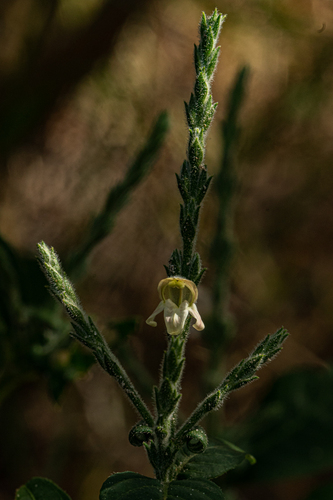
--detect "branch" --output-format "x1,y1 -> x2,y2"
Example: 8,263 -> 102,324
37,241 -> 154,427
175,328 -> 289,441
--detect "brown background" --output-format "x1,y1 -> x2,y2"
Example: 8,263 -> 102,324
0,0 -> 333,499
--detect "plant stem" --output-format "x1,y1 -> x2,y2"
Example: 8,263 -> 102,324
150,10 -> 226,482
175,328 -> 289,443
87,320 -> 155,427
37,241 -> 154,427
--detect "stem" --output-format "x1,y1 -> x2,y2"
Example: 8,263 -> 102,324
175,328 -> 289,443
151,324 -> 190,481
174,389 -> 224,444
37,241 -> 154,427
151,10 -> 226,481
91,326 -> 155,427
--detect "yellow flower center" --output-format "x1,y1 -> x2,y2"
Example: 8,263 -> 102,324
158,277 -> 197,307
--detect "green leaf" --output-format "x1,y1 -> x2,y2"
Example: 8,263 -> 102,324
305,483 -> 333,500
168,478 -> 224,499
178,440 -> 249,480
100,472 -> 224,500
47,344 -> 95,401
230,364 -> 333,482
100,472 -> 163,500
15,478 -> 71,500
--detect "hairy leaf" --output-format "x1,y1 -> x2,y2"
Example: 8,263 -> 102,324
168,478 -> 224,499
100,472 -> 225,500
100,472 -> 162,500
178,440 -> 251,480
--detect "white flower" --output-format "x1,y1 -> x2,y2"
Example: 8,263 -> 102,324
146,276 -> 204,336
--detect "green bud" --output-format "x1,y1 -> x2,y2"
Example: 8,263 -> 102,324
188,136 -> 204,166
129,422 -> 153,447
186,426 -> 208,454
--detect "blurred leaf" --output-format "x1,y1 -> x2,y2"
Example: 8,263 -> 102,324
17,256 -> 53,307
0,245 -> 52,309
66,111 -> 169,276
229,364 -> 333,483
205,67 -> 248,354
46,343 -> 95,401
15,478 -> 71,500
304,483 -> 333,500
108,317 -> 155,397
109,317 -> 139,345
178,440 -> 252,480
0,235 -> 22,329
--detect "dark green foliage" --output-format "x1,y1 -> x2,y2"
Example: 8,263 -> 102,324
227,364 -> 333,483
0,235 -> 84,404
15,478 -> 71,500
100,472 -> 163,500
0,235 -> 21,322
178,441 -> 251,480
305,484 -> 333,500
205,67 -> 249,361
167,478 -> 225,499
99,472 -> 225,500
202,67 -> 249,418
47,344 -> 94,401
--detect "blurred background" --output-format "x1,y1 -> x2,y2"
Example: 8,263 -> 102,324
0,0 -> 333,499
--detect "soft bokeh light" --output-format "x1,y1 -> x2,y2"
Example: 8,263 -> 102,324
1,1 -> 333,499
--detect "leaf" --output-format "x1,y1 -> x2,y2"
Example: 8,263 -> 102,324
15,478 -> 71,500
100,472 -> 163,500
229,364 -> 333,483
178,440 -> 249,480
100,472 -> 224,500
47,344 -> 95,401
305,483 -> 333,500
168,478 -> 224,499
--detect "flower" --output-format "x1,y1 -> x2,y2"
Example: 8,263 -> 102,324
146,276 -> 204,335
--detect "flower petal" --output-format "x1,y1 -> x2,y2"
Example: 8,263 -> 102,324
188,303 -> 205,331
146,301 -> 165,327
164,299 -> 189,335
158,276 -> 198,305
